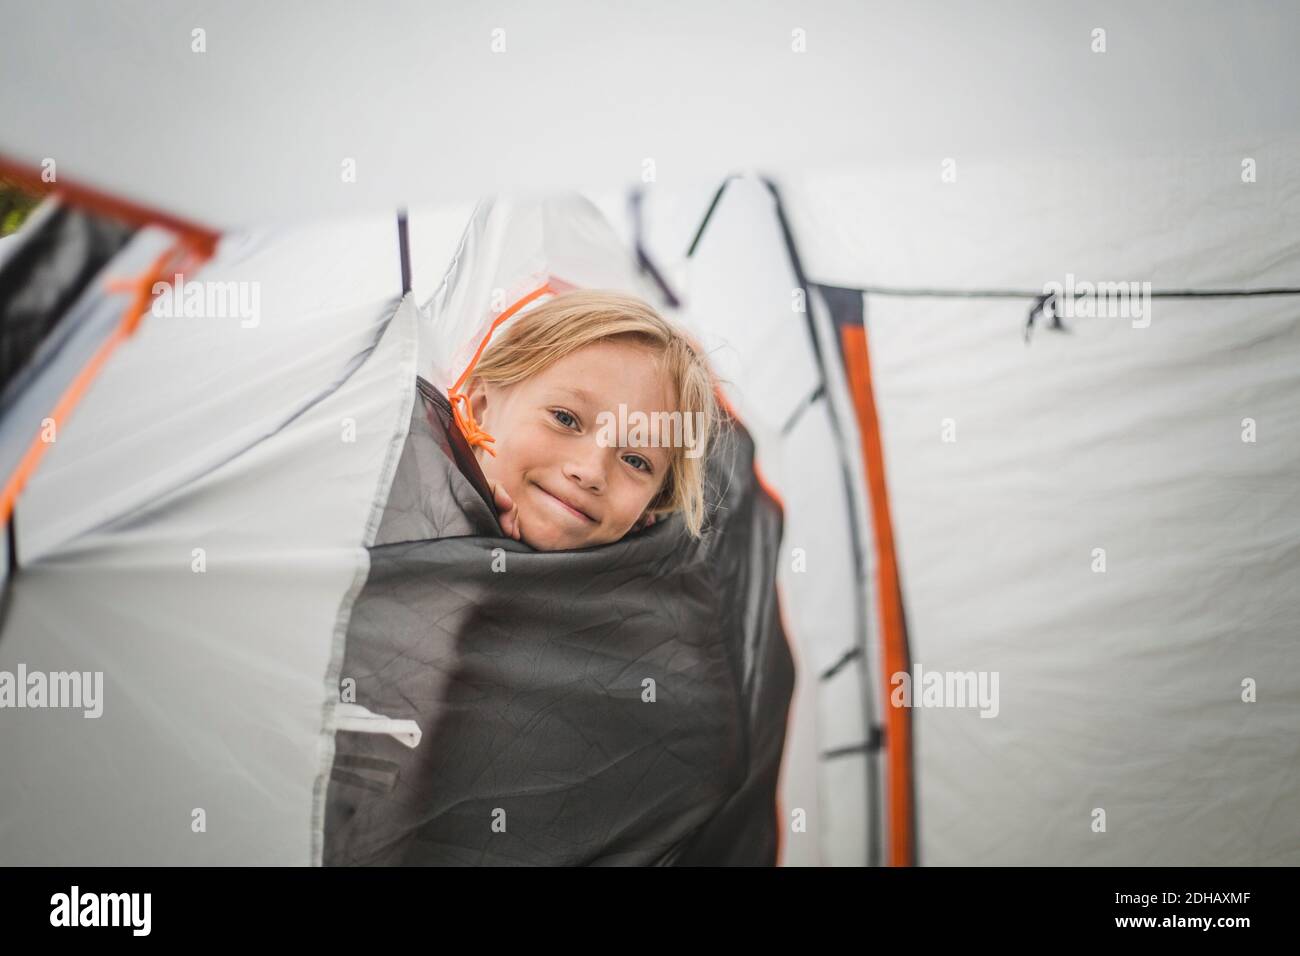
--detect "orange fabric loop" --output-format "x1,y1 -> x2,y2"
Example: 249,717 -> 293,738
449,391 -> 496,457
445,281 -> 562,457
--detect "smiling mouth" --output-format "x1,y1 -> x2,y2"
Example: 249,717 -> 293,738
533,482 -> 596,523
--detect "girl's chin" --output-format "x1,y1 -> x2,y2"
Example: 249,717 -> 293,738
517,514 -> 580,551
519,513 -> 619,552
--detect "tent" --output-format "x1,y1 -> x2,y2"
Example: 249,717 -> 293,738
1,1 -> 1298,866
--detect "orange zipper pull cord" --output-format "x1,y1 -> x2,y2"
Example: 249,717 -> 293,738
445,281 -> 562,458
448,391 -> 496,457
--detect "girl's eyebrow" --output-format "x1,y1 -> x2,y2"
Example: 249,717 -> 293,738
548,386 -> 596,405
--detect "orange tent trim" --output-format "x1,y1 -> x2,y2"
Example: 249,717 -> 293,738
839,323 -> 915,867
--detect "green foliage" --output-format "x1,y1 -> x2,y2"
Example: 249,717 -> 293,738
0,179 -> 42,236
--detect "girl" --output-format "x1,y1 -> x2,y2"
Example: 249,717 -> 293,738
456,289 -> 720,551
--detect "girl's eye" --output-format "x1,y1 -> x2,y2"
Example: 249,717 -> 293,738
624,454 -> 652,474
552,409 -> 579,429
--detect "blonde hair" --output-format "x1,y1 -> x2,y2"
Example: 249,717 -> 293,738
467,289 -> 719,538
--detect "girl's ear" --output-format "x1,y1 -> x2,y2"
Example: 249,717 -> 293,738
466,377 -> 489,426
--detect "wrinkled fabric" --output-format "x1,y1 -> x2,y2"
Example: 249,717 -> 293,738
325,377 -> 794,865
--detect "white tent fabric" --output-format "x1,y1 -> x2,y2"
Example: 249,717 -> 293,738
5,166 -> 1298,864
2,2 -> 1298,867
784,142 -> 1300,864
419,195 -> 665,393
0,217 -> 419,864
1,193 -> 859,865
618,142 -> 1300,864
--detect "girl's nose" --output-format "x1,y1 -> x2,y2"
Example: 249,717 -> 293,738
562,441 -> 609,492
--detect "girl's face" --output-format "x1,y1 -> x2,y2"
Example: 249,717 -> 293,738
468,340 -> 675,551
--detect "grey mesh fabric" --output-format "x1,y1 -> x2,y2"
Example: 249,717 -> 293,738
0,200 -> 134,399
325,378 -> 794,865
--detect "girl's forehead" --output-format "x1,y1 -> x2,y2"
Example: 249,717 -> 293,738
532,342 -> 676,409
